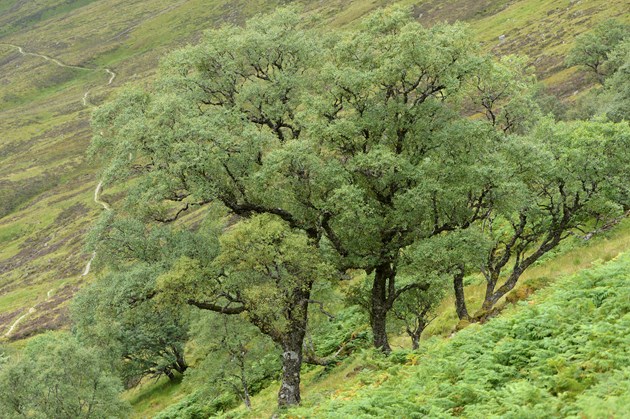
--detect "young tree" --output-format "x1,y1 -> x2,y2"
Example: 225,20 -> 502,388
73,264 -> 190,386
0,333 -> 129,419
186,314 -> 280,410
158,214 -> 333,407
566,19 -> 629,84
392,279 -> 446,350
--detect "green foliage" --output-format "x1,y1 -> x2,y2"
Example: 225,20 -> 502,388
154,391 -> 235,419
0,333 -> 130,418
470,118 -> 630,317
183,313 -> 280,410
467,54 -> 542,133
566,20 -> 630,121
73,212 -> 222,386
93,5 -> 526,353
599,40 -> 630,122
288,253 -> 630,418
309,305 -> 371,358
566,19 -> 629,83
72,263 -> 190,386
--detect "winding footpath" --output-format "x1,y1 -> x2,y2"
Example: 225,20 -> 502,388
1,43 -> 117,337
3,182 -> 111,338
3,307 -> 36,337
82,181 -> 112,277
0,42 -> 116,107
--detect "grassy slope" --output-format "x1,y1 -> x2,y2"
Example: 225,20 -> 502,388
128,219 -> 628,418
1,0 -> 628,343
282,252 -> 630,418
0,0 -> 628,415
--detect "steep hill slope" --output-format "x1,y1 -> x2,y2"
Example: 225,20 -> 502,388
280,251 -> 630,418
0,0 -> 627,345
118,217 -> 630,417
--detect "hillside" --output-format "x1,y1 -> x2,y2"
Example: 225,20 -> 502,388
0,0 -> 627,342
0,1 -> 629,418
124,219 -> 630,418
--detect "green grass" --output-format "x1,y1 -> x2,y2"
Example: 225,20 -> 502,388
213,250 -> 630,418
286,252 -> 630,418
0,0 -> 629,415
126,376 -> 186,418
125,216 -> 630,418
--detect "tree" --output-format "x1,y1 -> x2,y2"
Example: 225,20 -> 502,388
72,213 -> 217,386
599,40 -> 630,122
566,19 -> 629,84
0,333 -> 130,419
72,264 -> 190,386
307,10 -> 503,352
184,313 -> 280,410
467,54 -> 541,134
92,7 -> 505,354
392,279 -> 445,350
158,214 -> 333,407
458,119 -> 630,321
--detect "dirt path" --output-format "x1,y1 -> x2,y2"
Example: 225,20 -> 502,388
0,44 -> 117,336
81,181 -> 112,277
4,307 -> 36,337
3,181 -> 110,337
0,43 -> 117,106
93,181 -> 111,210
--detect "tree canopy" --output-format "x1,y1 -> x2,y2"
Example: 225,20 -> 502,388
86,5 -> 630,410
0,333 -> 129,419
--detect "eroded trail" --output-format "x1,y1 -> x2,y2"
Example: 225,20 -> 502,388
0,42 -> 118,336
3,182 -> 111,337
0,43 -> 117,106
81,181 -> 111,277
4,307 -> 36,337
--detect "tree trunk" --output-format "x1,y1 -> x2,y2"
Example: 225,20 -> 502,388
277,286 -> 311,407
453,268 -> 469,321
411,334 -> 420,350
477,269 -> 524,321
473,271 -> 499,321
174,354 -> 188,374
241,370 -> 251,409
277,326 -> 306,407
371,264 -> 392,353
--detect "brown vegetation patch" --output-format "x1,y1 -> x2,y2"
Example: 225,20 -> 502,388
8,282 -> 80,341
413,0 -> 514,26
53,202 -> 89,224
0,307 -> 24,333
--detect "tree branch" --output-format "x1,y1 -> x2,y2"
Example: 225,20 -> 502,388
187,299 -> 246,314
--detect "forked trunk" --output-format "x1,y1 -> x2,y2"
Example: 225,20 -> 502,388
477,268 -> 524,321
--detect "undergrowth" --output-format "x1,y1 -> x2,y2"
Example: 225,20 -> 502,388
282,253 -> 630,418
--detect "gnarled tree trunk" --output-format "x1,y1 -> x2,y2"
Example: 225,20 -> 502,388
277,286 -> 311,407
453,267 -> 469,321
371,263 -> 393,353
